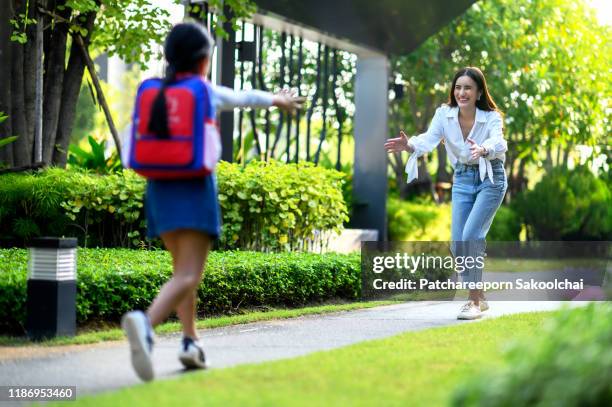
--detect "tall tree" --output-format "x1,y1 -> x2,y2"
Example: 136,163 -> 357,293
390,0 -> 610,199
0,0 -> 256,168
0,0 -> 15,166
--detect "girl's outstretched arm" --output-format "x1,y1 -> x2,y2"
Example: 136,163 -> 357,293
212,85 -> 305,113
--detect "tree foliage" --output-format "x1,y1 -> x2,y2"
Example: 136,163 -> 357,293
0,0 -> 257,168
390,0 -> 610,198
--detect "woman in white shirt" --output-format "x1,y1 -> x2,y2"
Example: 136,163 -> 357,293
384,67 -> 508,320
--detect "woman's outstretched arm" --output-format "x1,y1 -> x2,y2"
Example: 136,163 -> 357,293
385,106 -> 446,183
384,131 -> 414,153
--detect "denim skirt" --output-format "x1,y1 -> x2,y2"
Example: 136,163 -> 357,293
145,176 -> 221,239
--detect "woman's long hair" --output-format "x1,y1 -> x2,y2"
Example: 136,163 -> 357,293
148,23 -> 214,138
447,67 -> 502,114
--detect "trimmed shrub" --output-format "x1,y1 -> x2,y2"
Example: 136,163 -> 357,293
0,168 -> 146,248
387,198 -> 522,242
514,166 -> 611,240
488,205 -> 521,241
451,303 -> 612,406
387,197 -> 451,241
388,198 -> 520,242
216,160 -> 348,250
0,161 -> 349,250
0,248 -> 360,335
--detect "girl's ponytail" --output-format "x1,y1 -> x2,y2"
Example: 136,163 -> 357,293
149,65 -> 176,139
147,22 -> 213,139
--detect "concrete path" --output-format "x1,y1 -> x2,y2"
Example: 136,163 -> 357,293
0,301 -> 580,404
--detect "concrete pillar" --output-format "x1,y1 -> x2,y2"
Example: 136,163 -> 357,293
352,55 -> 389,240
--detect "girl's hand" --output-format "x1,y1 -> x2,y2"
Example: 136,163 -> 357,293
467,138 -> 487,160
384,131 -> 413,153
273,89 -> 306,114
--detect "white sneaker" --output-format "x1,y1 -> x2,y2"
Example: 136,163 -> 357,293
479,300 -> 490,312
121,311 -> 155,381
457,301 -> 483,320
178,337 -> 208,369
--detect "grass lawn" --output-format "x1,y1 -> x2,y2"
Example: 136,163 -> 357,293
0,301 -> 397,347
65,310 -> 556,407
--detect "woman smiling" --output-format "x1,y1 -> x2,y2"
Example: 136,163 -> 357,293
384,67 -> 508,320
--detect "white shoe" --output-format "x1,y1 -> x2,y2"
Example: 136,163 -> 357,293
479,300 -> 489,312
121,311 -> 155,381
178,337 -> 208,369
457,301 -> 483,320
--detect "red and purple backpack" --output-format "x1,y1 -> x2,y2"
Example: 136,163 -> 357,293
127,75 -> 221,179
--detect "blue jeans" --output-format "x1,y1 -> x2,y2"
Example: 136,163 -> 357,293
451,160 -> 508,283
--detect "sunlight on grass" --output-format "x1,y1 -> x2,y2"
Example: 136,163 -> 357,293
66,311 -> 555,407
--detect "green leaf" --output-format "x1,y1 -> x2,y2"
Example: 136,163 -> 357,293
10,33 -> 28,44
0,136 -> 18,149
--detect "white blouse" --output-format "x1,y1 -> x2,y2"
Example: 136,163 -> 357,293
405,104 -> 507,185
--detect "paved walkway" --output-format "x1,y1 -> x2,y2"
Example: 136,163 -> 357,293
0,301 -> 579,404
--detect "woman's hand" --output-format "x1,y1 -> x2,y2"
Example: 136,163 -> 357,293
384,131 -> 413,153
467,138 -> 487,160
272,89 -> 306,114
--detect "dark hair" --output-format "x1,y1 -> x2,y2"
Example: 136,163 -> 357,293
149,22 -> 214,138
448,67 -> 502,114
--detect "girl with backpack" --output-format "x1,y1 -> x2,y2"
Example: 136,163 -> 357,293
121,22 -> 303,382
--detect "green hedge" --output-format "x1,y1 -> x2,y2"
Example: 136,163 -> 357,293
0,168 -> 146,248
216,160 -> 348,250
487,205 -> 521,241
387,197 -> 451,241
452,303 -> 612,406
0,249 -> 360,335
514,166 -> 611,240
0,161 -> 348,250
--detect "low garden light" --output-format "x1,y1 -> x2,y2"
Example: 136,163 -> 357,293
26,237 -> 78,340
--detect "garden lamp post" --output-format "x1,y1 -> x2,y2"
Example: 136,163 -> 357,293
26,237 -> 77,340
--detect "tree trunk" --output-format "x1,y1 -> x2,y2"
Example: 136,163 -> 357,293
392,152 -> 415,201
0,0 -> 15,166
75,34 -> 122,160
421,155 -> 436,199
508,157 -> 523,198
10,39 -> 30,166
435,144 -> 451,180
41,2 -> 69,163
23,1 -> 37,156
516,158 -> 527,194
544,143 -> 553,171
505,147 -> 515,201
509,127 -> 528,199
434,143 -> 451,203
562,143 -> 571,168
52,12 -> 96,166
389,151 -> 408,199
